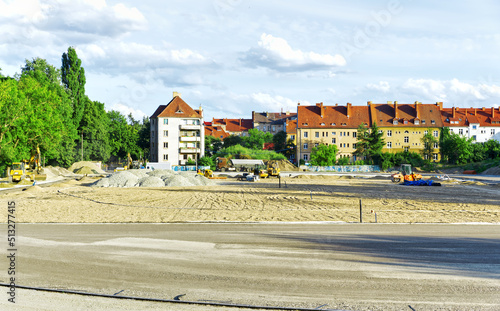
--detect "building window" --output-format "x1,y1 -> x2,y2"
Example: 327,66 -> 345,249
163,119 -> 168,125
291,135 -> 295,140
433,153 -> 438,161
332,138 -> 336,144
431,120 -> 436,124
315,132 -> 319,138
404,147 -> 409,152
491,129 -> 496,135
163,130 -> 168,137
303,154 -> 308,161
352,132 -> 357,138
272,126 -> 276,132
314,143 -> 319,148
303,143 -> 308,149
433,130 -> 439,137
163,142 -> 168,148
434,142 -> 438,149
304,132 -> 308,138
353,143 -> 356,149
404,136 -> 409,143
472,125 -> 477,130
387,141 -> 392,148
415,120 -> 420,125
332,131 -> 336,135
424,130 -> 428,135
459,129 -> 464,135
163,154 -> 168,160
387,130 -> 392,137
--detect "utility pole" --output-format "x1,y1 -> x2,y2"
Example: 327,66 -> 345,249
81,129 -> 84,161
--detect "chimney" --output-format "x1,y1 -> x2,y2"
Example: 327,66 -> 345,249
492,107 -> 496,118
239,118 -> 242,127
474,108 -> 477,116
415,101 -> 421,119
436,102 -> 443,109
394,101 -> 398,119
266,112 -> 269,118
252,111 -> 255,121
367,101 -> 372,106
199,105 -> 203,117
316,102 -> 325,117
482,107 -> 486,111
347,102 -> 352,118
286,110 -> 290,116
173,91 -> 181,98
452,106 -> 456,119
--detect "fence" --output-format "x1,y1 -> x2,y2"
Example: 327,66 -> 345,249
172,165 -> 210,172
303,165 -> 381,173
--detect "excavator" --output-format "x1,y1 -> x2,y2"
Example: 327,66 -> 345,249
266,160 -> 280,177
391,164 -> 422,183
7,147 -> 47,183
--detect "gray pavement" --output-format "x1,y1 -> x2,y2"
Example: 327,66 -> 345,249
1,223 -> 499,310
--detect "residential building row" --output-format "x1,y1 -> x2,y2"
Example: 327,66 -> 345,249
150,93 -> 500,166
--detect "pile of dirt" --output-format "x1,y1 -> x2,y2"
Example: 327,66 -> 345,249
92,169 -> 215,188
68,161 -> 106,175
277,159 -> 298,171
480,165 -> 500,175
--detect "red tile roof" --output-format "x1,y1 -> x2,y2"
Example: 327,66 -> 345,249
369,101 -> 443,127
441,107 -> 500,127
297,103 -> 369,129
205,125 -> 229,139
212,118 -> 253,133
150,96 -> 202,119
286,119 -> 297,134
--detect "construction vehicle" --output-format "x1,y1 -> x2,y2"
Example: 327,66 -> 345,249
198,169 -> 227,179
266,160 -> 280,177
114,153 -> 134,172
391,164 -> 422,183
7,147 -> 47,183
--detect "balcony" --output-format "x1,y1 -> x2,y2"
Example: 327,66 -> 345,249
179,136 -> 201,142
179,147 -> 201,154
180,124 -> 201,130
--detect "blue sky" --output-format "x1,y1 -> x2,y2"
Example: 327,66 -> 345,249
1,0 -> 500,121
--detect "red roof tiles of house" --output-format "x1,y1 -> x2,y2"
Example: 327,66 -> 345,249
286,119 -> 297,134
297,102 -> 369,129
253,111 -> 297,123
205,125 -> 229,139
441,107 -> 500,127
150,96 -> 202,119
212,118 -> 253,133
369,101 -> 443,127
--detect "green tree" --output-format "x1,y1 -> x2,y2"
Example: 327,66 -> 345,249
420,130 -> 438,161
484,139 -> 500,159
440,127 -> 473,164
205,135 -> 223,156
80,100 -> 111,162
272,131 -> 287,152
223,135 -> 243,148
107,110 -> 141,160
354,122 -> 385,163
21,57 -> 77,166
310,144 -> 338,166
61,47 -> 86,129
243,128 -> 272,149
137,116 -> 150,161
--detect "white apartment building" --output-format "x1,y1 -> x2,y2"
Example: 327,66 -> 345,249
441,107 -> 500,143
150,93 -> 205,166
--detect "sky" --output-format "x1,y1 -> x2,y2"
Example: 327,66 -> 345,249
1,0 -> 500,122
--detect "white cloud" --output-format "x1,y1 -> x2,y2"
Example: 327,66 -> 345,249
108,103 -> 147,120
242,33 -> 346,72
251,92 -> 297,111
401,78 -> 500,106
366,81 -> 390,92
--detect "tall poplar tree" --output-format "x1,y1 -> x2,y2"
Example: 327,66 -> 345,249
61,47 -> 86,130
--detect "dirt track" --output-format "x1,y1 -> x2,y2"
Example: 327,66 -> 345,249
1,175 -> 499,223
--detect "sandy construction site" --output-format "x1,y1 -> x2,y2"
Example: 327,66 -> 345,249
1,167 -> 499,224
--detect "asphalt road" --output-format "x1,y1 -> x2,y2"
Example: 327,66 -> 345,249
1,223 -> 499,310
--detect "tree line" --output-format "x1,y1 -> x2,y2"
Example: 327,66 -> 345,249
0,47 -> 149,174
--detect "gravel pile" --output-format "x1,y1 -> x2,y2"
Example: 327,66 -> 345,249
92,169 -> 215,188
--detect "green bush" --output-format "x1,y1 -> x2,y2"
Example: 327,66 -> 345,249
215,144 -> 286,161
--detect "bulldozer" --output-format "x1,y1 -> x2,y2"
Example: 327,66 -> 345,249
391,164 -> 422,183
266,160 -> 280,177
7,147 -> 47,183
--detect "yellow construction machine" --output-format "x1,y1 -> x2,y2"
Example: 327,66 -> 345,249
266,160 -> 280,177
8,147 -> 47,183
198,169 -> 227,179
391,164 -> 422,183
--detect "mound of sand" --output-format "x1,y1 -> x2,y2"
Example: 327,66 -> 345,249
92,169 -> 215,188
69,161 -> 106,174
24,185 -> 44,193
480,165 -> 500,175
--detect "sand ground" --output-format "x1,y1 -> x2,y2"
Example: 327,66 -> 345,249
1,174 -> 499,224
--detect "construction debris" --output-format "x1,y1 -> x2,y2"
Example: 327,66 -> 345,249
92,169 -> 216,188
